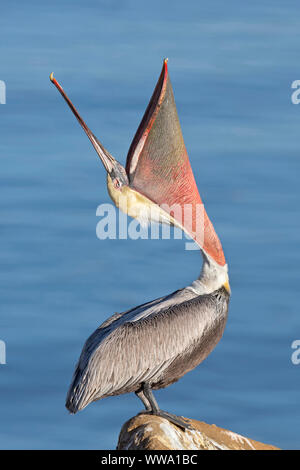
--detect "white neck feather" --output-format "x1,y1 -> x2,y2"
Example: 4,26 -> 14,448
187,251 -> 229,295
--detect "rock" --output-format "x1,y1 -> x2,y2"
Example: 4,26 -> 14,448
117,414 -> 279,450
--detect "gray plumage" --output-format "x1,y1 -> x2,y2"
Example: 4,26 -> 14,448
66,285 -> 229,414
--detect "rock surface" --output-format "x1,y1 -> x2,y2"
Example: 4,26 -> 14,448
117,414 -> 279,450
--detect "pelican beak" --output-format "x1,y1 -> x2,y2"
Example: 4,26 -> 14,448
50,73 -> 116,174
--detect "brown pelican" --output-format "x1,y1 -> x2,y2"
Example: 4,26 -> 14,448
50,60 -> 230,430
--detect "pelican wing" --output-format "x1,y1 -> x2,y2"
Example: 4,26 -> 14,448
66,288 -> 228,413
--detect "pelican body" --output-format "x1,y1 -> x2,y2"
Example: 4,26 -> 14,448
50,60 -> 230,429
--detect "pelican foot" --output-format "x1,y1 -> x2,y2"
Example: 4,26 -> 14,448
139,410 -> 193,431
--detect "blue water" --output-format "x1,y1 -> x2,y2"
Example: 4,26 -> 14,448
1,0 -> 300,450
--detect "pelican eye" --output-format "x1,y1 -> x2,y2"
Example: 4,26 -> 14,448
114,179 -> 120,189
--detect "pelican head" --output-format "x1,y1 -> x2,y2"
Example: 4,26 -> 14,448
50,61 -> 226,268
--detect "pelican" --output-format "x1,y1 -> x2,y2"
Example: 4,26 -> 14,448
50,60 -> 230,430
